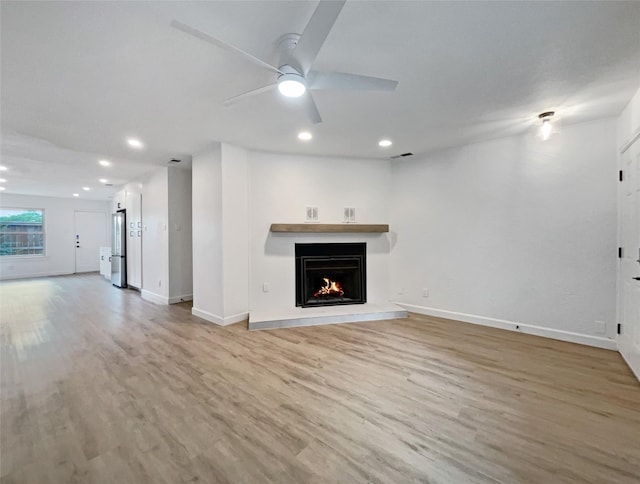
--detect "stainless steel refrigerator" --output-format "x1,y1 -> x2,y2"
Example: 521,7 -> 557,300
111,210 -> 127,288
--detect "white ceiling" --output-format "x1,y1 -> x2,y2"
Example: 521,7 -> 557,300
1,1 -> 639,200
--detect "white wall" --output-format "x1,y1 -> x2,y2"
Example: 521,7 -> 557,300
390,118 -> 618,349
192,143 -> 224,320
617,85 -> 640,151
168,166 -> 193,302
141,168 -> 169,301
221,144 -> 249,318
248,151 -> 392,312
0,194 -> 110,279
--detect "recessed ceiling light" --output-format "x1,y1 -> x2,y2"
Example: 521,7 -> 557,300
82,187 -> 90,191
0,178 -> 6,183
378,139 -> 393,147
73,193 -> 79,197
127,138 -> 144,149
0,187 -> 5,191
298,131 -> 312,141
0,166 -> 7,171
99,178 -> 108,183
99,159 -> 111,166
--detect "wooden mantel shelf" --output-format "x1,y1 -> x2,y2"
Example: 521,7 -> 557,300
270,223 -> 389,233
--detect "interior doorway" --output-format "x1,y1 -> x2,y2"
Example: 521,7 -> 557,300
619,136 -> 640,379
75,211 -> 107,273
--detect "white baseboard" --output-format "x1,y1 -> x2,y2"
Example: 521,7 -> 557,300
395,302 -> 618,351
192,307 -> 248,326
0,270 -> 74,280
141,289 -> 169,305
168,294 -> 193,304
619,341 -> 640,381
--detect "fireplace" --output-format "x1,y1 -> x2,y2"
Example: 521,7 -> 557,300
295,243 -> 366,308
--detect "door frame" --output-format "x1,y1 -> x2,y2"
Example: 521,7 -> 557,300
617,129 -> 640,380
74,210 -> 109,273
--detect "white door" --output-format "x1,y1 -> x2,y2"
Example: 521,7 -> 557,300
619,137 -> 640,380
75,211 -> 107,273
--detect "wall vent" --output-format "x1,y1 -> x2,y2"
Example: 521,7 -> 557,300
390,152 -> 414,159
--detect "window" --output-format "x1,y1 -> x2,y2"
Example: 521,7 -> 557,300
0,208 -> 45,256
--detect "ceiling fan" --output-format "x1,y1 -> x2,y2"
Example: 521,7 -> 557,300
171,0 -> 398,124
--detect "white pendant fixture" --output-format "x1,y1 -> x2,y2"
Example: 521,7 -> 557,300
539,111 -> 554,141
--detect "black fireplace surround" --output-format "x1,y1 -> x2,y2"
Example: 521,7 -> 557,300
295,243 -> 366,308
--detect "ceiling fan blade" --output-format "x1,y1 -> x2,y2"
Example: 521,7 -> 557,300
171,20 -> 283,76
302,93 -> 323,124
289,0 -> 346,75
308,71 -> 398,91
223,84 -> 278,106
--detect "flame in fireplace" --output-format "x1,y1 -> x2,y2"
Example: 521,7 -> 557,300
314,278 -> 344,297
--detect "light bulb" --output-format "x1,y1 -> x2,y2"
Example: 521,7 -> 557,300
298,131 -> 312,141
540,119 -> 552,140
278,79 -> 306,98
127,138 -> 144,149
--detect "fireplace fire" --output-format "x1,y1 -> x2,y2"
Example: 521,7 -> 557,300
295,243 -> 366,308
314,278 -> 344,298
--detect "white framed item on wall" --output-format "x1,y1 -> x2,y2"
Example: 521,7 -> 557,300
305,206 -> 319,223
343,207 -> 356,223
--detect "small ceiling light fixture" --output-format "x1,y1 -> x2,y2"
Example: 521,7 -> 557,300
99,178 -> 108,183
538,111 -> 555,141
126,138 -> 144,149
98,159 -> 111,166
0,178 -> 6,183
73,193 -> 79,197
298,131 -> 312,141
82,186 -> 90,191
278,67 -> 307,98
378,139 -> 393,147
0,187 -> 5,191
0,166 -> 7,171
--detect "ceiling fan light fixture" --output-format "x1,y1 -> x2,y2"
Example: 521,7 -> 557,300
278,73 -> 306,98
538,111 -> 555,141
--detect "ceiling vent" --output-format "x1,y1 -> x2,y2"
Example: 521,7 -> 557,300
390,152 -> 414,159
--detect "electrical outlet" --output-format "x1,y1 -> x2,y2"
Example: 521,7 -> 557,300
422,288 -> 429,298
263,283 -> 270,293
594,320 -> 606,335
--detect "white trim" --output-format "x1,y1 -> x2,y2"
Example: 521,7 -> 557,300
619,342 -> 640,382
168,294 -> 193,304
395,302 -> 618,351
141,289 -> 169,305
620,126 -> 640,154
192,307 -> 248,326
0,270 -> 73,280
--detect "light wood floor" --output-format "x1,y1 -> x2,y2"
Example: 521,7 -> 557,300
1,274 -> 639,483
